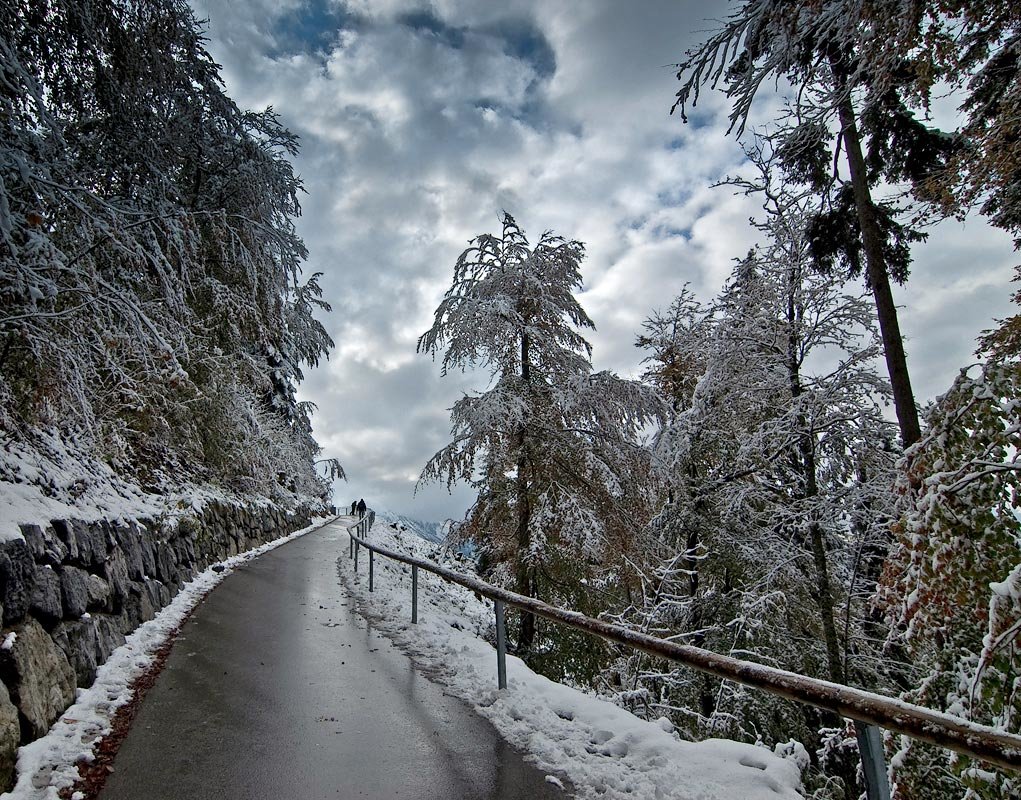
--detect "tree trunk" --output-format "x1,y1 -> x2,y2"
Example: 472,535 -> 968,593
683,528 -> 700,599
836,94 -> 922,448
807,515 -> 844,684
515,330 -> 536,654
786,270 -> 845,686
515,443 -> 535,653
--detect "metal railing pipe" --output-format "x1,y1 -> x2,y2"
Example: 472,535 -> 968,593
495,600 -> 507,690
342,521 -> 1021,772
411,565 -> 418,624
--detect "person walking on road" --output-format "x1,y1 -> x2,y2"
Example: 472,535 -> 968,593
356,498 -> 366,519
350,500 -> 357,515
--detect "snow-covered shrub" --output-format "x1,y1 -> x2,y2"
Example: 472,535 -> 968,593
879,361 -> 1021,799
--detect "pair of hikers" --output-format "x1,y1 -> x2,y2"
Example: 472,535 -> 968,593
349,499 -> 366,518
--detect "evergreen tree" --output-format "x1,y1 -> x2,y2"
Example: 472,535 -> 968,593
418,213 -> 663,671
879,360 -> 1021,799
636,286 -> 714,419
671,1 -> 959,449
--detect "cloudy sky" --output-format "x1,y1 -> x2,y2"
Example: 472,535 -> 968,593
190,0 -> 1018,523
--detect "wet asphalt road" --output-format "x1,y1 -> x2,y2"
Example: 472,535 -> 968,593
99,518 -> 567,800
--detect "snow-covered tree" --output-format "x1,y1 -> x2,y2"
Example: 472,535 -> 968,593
878,360 -> 1021,800
671,1 -> 962,449
671,6 -> 1021,795
751,1 -> 1020,255
635,287 -> 715,419
0,0 -> 337,504
418,213 -> 664,670
614,154 -> 897,797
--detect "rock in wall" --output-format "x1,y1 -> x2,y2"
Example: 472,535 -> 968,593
0,501 -> 312,790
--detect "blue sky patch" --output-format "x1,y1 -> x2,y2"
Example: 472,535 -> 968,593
482,18 -> 556,80
395,9 -> 555,82
269,0 -> 358,59
396,9 -> 465,48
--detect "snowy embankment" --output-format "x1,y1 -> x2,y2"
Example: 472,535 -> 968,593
0,517 -> 332,800
341,517 -> 804,800
0,430 -> 319,542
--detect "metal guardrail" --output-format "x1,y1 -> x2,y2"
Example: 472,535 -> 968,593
342,515 -> 1021,787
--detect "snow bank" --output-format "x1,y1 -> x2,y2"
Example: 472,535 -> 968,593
372,508 -> 449,544
340,520 -> 804,800
0,430 -> 321,541
0,517 -> 332,800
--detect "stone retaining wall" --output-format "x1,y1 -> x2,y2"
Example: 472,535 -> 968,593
0,502 -> 312,789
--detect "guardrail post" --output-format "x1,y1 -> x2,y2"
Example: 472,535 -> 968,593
369,549 -> 374,592
354,539 -> 359,572
495,600 -> 507,690
411,565 -> 418,624
855,722 -> 891,800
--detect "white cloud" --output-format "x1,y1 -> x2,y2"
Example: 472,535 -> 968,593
191,0 -> 1019,521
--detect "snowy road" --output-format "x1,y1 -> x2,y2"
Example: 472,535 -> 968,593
98,517 -> 566,799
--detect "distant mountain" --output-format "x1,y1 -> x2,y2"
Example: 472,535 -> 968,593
374,509 -> 447,545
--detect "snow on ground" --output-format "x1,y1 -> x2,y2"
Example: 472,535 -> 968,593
0,516 -> 334,800
372,508 -> 450,544
339,517 -> 804,800
0,429 -> 319,541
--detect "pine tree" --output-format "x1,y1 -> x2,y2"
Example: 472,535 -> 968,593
671,1 -> 960,449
